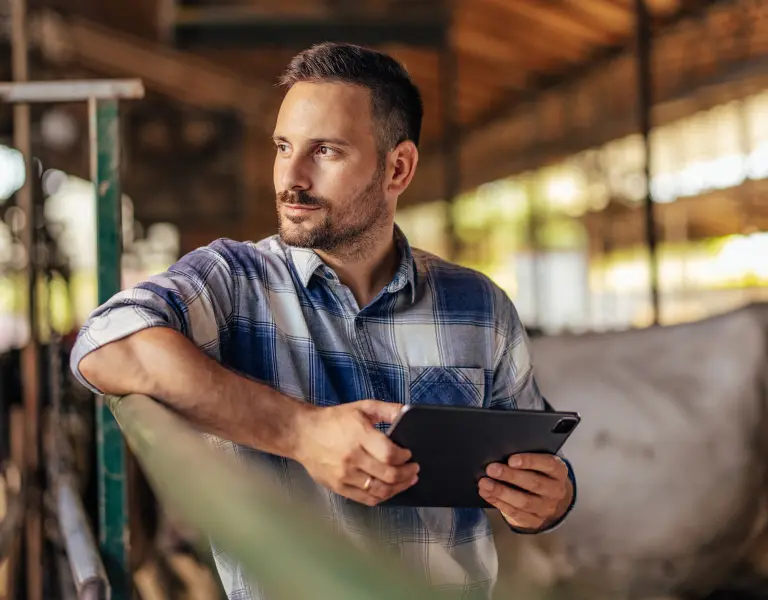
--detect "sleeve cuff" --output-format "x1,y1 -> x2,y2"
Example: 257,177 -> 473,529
69,310 -> 174,395
505,457 -> 577,535
70,335 -> 106,395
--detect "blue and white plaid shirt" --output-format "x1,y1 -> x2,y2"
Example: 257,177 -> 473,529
71,226 -> 575,600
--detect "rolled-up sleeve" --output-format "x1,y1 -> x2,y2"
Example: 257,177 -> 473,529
490,294 -> 577,534
70,239 -> 238,394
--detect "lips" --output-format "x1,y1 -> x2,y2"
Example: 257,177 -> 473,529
282,204 -> 320,211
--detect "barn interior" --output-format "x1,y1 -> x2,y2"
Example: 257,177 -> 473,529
1,0 -> 768,598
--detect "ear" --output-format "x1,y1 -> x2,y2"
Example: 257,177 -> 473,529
386,141 -> 419,196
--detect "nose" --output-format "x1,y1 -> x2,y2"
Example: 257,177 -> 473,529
279,155 -> 311,192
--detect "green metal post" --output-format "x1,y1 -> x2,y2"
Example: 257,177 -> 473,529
90,97 -> 130,597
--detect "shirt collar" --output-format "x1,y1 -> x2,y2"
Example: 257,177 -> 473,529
284,224 -> 417,304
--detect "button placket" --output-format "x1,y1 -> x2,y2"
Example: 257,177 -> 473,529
353,316 -> 388,401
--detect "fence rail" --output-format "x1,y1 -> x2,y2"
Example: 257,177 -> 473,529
106,394 -> 459,600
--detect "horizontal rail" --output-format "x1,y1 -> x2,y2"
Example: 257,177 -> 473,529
0,79 -> 144,103
107,394 -> 449,600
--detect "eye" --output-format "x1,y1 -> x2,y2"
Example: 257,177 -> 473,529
316,146 -> 337,156
276,143 -> 289,153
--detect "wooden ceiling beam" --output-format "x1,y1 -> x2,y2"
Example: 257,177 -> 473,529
462,1 -> 586,65
451,30 -> 530,86
454,55 -> 528,103
613,0 -> 685,19
405,0 -> 768,207
172,6 -> 448,48
30,11 -> 273,118
453,0 -> 733,156
567,0 -> 635,33
485,0 -> 620,47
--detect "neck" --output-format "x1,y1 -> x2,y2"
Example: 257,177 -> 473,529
316,225 -> 400,309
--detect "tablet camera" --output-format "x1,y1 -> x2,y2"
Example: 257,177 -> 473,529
552,418 -> 578,434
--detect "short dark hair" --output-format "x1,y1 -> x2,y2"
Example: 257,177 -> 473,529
278,42 -> 423,152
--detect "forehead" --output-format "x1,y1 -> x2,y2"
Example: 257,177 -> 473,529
274,82 -> 376,144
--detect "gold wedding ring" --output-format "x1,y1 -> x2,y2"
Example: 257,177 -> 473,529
363,476 -> 373,491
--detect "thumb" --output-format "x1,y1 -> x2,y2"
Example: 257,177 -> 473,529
357,400 -> 403,424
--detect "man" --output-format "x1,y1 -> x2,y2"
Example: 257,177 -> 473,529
71,43 -> 576,599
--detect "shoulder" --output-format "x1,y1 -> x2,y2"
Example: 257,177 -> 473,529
412,248 -> 516,326
176,236 -> 292,282
413,247 -> 494,289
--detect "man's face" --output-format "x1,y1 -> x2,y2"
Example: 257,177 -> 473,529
272,82 -> 390,252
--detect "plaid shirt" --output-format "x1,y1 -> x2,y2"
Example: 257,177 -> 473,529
71,227 -> 575,600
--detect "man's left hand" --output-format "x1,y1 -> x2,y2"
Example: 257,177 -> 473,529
478,453 -> 573,532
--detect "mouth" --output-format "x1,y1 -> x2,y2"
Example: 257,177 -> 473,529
281,204 -> 322,213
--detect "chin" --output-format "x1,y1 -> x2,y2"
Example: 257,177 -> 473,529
278,220 -> 316,247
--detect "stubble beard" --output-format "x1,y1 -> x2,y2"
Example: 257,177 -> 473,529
276,166 -> 389,260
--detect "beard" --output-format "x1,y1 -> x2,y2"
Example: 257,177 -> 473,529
276,165 -> 388,257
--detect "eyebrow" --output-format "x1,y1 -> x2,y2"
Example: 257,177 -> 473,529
271,135 -> 352,147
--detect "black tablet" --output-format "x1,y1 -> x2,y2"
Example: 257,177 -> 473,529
382,405 -> 580,508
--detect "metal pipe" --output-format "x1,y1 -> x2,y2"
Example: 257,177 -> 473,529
0,79 -> 145,103
55,546 -> 79,600
634,0 -> 660,326
90,97 -> 130,600
55,476 -> 110,600
47,410 -> 110,600
107,394 -> 443,600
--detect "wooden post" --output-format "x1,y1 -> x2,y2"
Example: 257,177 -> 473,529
440,40 -> 460,262
11,1 -> 43,598
634,0 -> 661,326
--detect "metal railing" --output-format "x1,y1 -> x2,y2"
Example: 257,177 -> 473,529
46,415 -> 109,600
106,393 -> 464,600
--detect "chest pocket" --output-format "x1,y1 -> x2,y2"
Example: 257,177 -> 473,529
408,366 -> 486,408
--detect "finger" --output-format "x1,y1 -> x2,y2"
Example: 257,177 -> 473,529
338,484 -> 381,507
478,478 -> 557,519
361,429 -> 411,466
507,453 -> 568,478
340,472 -> 418,506
367,472 -> 419,501
485,463 -> 564,499
485,496 -> 545,531
357,400 -> 404,424
357,452 -> 420,485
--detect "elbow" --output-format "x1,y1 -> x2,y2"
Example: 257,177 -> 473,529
77,347 -> 118,395
76,337 -> 144,397
77,350 -> 105,392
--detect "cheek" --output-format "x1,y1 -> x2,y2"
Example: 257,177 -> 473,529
315,171 -> 354,200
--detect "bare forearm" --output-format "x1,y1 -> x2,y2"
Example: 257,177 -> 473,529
77,327 -> 312,458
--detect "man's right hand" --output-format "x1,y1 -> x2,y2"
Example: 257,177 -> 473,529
294,400 -> 419,506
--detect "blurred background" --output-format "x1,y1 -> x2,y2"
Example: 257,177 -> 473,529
0,0 -> 767,338
1,0 -> 768,599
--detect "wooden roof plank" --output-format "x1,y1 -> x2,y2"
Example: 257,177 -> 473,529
569,0 -> 635,32
558,0 -> 632,38
458,0 -> 587,65
491,0 -> 621,46
31,11 -> 272,117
